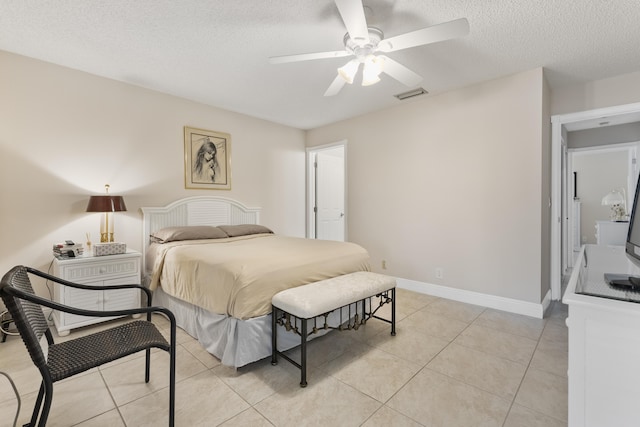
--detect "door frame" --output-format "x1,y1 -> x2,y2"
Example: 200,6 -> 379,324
306,140 -> 347,239
551,101 -> 640,300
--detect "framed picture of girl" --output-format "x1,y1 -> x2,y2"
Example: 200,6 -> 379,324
184,126 -> 231,190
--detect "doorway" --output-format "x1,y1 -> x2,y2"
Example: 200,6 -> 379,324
551,101 -> 640,300
306,142 -> 347,241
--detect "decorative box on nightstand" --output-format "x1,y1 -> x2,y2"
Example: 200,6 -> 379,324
51,249 -> 142,336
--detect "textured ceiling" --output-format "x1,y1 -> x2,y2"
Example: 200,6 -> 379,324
1,0 -> 640,129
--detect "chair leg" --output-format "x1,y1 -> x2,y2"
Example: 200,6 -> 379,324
145,348 -> 151,383
169,340 -> 176,426
36,380 -> 53,427
29,382 -> 45,427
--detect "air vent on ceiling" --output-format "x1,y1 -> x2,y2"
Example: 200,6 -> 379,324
394,88 -> 428,101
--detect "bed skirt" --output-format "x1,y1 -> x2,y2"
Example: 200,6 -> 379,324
153,286 -> 334,367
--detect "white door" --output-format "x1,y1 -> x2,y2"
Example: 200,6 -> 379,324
315,147 -> 345,241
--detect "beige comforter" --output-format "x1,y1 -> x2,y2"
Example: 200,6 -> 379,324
149,234 -> 370,319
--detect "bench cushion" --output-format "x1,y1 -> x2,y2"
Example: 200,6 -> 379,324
272,271 -> 396,319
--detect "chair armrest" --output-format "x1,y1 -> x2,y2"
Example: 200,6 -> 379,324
27,266 -> 152,307
4,285 -> 169,320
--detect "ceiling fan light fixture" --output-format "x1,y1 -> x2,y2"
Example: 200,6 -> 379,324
362,73 -> 380,86
338,59 -> 360,84
362,55 -> 383,86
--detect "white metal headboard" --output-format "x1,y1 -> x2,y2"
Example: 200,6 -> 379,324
140,196 -> 261,273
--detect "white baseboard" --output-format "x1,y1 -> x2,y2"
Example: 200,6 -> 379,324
541,288 -> 552,316
397,277 -> 546,319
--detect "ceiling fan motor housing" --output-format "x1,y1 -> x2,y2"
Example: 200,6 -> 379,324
344,27 -> 384,60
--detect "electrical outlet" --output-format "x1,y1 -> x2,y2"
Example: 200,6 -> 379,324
382,260 -> 387,270
435,267 -> 443,279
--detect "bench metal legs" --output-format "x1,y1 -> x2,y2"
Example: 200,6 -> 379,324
271,306 -> 308,387
391,288 -> 396,336
300,319 -> 308,387
271,306 -> 277,366
272,289 -> 396,387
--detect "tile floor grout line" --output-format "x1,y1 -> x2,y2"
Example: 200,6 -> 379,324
449,332 -> 538,366
367,316 -> 478,422
499,316 -> 550,427
97,367 -> 127,427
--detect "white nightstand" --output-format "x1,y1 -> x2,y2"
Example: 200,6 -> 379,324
51,249 -> 142,336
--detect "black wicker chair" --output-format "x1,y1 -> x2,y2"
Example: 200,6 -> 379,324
0,265 -> 176,427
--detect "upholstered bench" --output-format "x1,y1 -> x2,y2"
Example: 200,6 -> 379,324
271,271 -> 396,387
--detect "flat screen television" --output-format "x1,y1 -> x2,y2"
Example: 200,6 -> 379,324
626,175 -> 640,269
606,174 -> 640,289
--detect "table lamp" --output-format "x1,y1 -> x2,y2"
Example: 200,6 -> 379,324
86,184 -> 127,242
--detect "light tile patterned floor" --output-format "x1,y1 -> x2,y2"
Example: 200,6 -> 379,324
0,289 -> 568,426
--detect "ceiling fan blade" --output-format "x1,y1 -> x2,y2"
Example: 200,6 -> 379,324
324,74 -> 347,96
378,18 -> 469,53
269,50 -> 351,64
379,56 -> 423,87
335,0 -> 370,44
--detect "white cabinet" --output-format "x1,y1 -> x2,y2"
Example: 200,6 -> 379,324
52,250 -> 141,336
563,244 -> 640,426
595,220 -> 629,245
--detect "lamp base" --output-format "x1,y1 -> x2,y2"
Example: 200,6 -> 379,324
99,233 -> 115,243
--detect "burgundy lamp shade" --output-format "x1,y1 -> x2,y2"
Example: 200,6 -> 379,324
86,196 -> 127,212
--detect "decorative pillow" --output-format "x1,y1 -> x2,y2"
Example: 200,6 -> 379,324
150,226 -> 229,243
218,224 -> 273,237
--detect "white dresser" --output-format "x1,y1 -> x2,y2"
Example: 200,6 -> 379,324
52,250 -> 141,336
563,244 -> 640,426
595,220 -> 629,245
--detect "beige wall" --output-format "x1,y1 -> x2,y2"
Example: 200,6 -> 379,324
307,68 -> 547,303
0,51 -> 306,293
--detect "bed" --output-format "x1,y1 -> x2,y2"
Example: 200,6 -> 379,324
141,196 -> 370,367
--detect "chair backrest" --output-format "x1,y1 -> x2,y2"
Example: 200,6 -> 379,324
0,266 -> 50,369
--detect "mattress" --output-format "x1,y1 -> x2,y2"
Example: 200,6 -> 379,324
148,234 -> 370,319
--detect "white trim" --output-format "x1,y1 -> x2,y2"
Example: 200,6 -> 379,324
552,102 -> 640,126
397,278 -> 547,319
541,288 -> 552,315
551,119 -> 563,300
569,140 -> 640,154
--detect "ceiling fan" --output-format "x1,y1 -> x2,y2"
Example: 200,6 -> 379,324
269,0 -> 469,96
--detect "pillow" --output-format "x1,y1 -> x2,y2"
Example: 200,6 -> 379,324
218,224 -> 273,237
150,226 -> 229,243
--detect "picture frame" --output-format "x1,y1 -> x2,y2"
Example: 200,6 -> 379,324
184,126 -> 231,190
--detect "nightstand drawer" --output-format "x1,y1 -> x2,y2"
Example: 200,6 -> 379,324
62,258 -> 140,282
